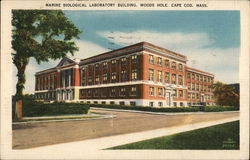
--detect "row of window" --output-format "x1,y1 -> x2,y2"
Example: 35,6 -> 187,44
187,83 -> 213,92
81,69 -> 139,86
149,87 -> 185,98
149,69 -> 184,85
86,55 -> 138,72
187,72 -> 213,82
187,92 -> 214,100
80,86 -> 138,98
149,54 -> 184,71
36,74 -> 57,91
35,91 -> 56,100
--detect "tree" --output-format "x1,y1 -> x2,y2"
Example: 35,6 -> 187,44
213,81 -> 239,106
12,10 -> 81,98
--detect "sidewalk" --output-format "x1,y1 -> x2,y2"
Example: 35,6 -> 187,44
22,116 -> 239,152
13,113 -> 116,124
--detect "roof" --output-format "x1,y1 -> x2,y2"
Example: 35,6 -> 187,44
186,67 -> 214,77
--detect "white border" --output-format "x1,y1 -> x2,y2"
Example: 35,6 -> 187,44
1,0 -> 249,159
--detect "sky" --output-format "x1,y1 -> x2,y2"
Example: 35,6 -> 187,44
12,10 -> 240,95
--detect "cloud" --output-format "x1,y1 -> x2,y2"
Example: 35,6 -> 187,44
98,30 -> 239,84
12,40 -> 108,94
97,31 -> 215,51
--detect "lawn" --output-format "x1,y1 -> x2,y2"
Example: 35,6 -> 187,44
109,121 -> 239,150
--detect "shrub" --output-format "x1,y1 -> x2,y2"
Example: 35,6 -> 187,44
90,104 -> 200,112
90,104 -> 239,113
204,106 -> 239,112
12,95 -> 90,119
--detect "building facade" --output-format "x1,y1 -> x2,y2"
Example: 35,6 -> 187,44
35,42 -> 215,107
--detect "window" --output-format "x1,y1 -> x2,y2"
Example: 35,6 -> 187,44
101,101 -> 106,104
121,70 -> 127,81
88,76 -> 93,85
165,59 -> 170,68
111,72 -> 117,82
158,88 -> 164,97
158,57 -> 162,66
103,73 -> 108,84
172,74 -> 176,85
130,101 -> 136,106
132,69 -> 137,80
95,64 -> 99,70
150,87 -> 155,96
200,76 -> 203,81
87,90 -> 91,97
112,60 -> 117,65
111,88 -> 116,97
196,75 -> 199,81
196,93 -> 200,100
132,55 -> 137,63
192,93 -> 195,99
102,88 -> 108,97
94,89 -> 99,97
179,64 -> 183,71
187,73 -> 191,79
178,75 -> 183,85
180,102 -> 184,107
119,101 -> 125,105
121,57 -> 127,63
192,74 -> 195,80
172,62 -> 176,70
110,101 -> 115,105
158,71 -> 162,82
192,83 -> 195,90
94,101 -> 98,104
149,69 -> 154,81
173,102 -> 177,107
103,62 -> 108,69
149,102 -> 154,107
95,75 -> 100,84
188,82 -> 191,90
120,87 -> 126,96
165,72 -> 170,83
158,102 -> 163,107
149,55 -> 154,64
179,90 -> 184,98
131,87 -> 137,96
173,89 -> 177,97
188,93 -> 191,99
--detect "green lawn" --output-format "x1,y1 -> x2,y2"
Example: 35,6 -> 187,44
109,121 -> 239,150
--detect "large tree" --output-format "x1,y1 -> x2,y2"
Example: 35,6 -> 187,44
12,10 -> 81,98
213,81 -> 239,106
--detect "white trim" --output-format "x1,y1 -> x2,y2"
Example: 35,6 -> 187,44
76,80 -> 187,89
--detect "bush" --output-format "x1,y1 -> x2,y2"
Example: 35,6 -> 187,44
90,104 -> 200,112
204,106 -> 239,112
12,95 -> 90,119
90,104 -> 239,113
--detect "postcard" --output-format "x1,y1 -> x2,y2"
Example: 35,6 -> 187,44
1,0 -> 249,159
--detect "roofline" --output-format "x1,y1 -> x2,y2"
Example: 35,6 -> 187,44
186,67 -> 214,77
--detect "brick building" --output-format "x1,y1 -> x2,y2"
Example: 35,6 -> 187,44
35,42 -> 215,107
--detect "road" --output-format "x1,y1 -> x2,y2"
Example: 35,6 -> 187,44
12,109 -> 239,149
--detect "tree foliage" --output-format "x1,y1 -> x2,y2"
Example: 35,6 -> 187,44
12,10 -> 81,98
213,81 -> 239,106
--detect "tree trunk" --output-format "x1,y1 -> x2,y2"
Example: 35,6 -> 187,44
14,63 -> 27,121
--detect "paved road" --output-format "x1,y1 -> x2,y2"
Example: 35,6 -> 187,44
12,109 -> 239,149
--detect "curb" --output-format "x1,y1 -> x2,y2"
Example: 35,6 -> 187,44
12,114 -> 116,125
91,107 -> 240,115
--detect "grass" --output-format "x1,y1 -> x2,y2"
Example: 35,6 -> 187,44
109,121 -> 239,150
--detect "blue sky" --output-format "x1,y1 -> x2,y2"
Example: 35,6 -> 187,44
12,10 -> 240,94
